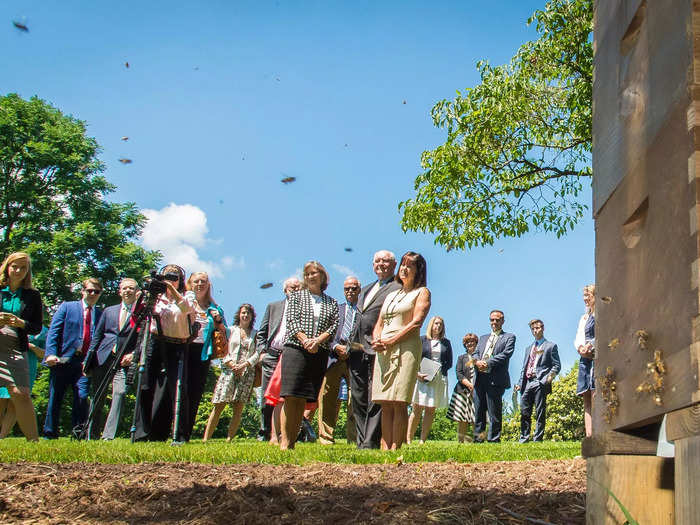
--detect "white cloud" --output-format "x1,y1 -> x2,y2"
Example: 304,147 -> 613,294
266,259 -> 284,271
222,256 -> 245,270
331,264 -> 357,279
140,203 -> 242,278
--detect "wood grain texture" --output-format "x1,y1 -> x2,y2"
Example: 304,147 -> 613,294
675,434 -> 700,525
582,430 -> 657,458
666,403 -> 700,441
586,455 -> 674,525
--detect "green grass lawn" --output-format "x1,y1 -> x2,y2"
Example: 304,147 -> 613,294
0,438 -> 581,465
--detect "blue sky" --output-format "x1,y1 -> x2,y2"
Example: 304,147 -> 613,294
3,0 -> 594,397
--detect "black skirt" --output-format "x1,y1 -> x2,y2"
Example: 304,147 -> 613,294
280,343 -> 329,402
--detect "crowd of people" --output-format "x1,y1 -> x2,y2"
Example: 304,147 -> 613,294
0,249 -> 596,448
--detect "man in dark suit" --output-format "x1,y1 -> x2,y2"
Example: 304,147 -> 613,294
473,309 -> 516,443
514,319 -> 561,442
43,278 -> 104,438
254,277 -> 302,441
317,276 -> 361,445
350,250 -> 401,449
82,278 -> 140,440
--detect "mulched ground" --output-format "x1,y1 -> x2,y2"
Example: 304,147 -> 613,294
0,459 -> 585,524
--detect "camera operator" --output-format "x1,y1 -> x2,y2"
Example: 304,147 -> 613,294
132,264 -> 195,445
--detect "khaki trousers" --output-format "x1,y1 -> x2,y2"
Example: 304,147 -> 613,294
317,359 -> 356,444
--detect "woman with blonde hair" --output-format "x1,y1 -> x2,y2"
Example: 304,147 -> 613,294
574,284 -> 595,437
0,252 -> 44,441
185,272 -> 226,440
203,303 -> 257,441
407,315 -> 452,444
279,261 -> 338,450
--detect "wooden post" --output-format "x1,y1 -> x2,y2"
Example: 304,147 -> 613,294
592,0 -> 700,522
586,455 -> 674,525
674,435 -> 700,525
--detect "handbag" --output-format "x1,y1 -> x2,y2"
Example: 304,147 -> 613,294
253,362 -> 262,388
264,356 -> 283,406
212,326 -> 228,359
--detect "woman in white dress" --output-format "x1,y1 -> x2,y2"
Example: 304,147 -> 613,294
203,304 -> 258,442
407,316 -> 453,444
371,251 -> 431,451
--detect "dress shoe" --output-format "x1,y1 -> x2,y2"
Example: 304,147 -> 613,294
301,417 -> 317,443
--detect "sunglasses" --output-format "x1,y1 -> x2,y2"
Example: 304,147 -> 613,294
84,289 -> 102,295
344,286 -> 360,291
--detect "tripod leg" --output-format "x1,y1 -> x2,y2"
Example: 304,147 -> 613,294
172,345 -> 186,443
130,327 -> 152,443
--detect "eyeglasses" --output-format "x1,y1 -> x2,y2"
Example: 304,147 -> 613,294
84,289 -> 102,295
344,286 -> 359,291
489,318 -> 503,322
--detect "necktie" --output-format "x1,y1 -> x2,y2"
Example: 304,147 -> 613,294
341,306 -> 356,341
81,306 -> 92,354
483,332 -> 498,361
526,342 -> 538,378
119,304 -> 130,330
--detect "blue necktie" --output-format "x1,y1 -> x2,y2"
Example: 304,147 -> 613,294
341,306 -> 356,341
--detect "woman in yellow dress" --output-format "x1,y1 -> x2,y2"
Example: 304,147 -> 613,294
371,251 -> 431,450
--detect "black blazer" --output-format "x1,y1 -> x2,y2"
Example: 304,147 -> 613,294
420,335 -> 453,376
454,353 -> 475,394
5,287 -> 43,353
255,299 -> 285,356
357,277 -> 401,355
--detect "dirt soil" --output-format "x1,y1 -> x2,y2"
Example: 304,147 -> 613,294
0,459 -> 586,524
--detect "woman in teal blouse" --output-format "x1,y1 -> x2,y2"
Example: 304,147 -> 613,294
0,252 -> 43,441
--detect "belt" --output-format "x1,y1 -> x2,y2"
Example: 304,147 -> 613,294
266,347 -> 282,358
154,335 -> 189,344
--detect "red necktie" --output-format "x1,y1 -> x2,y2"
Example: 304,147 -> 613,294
526,342 -> 538,378
81,306 -> 92,354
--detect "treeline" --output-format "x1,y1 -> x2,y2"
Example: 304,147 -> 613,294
22,363 -> 583,441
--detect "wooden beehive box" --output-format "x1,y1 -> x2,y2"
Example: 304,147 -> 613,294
593,0 -> 700,433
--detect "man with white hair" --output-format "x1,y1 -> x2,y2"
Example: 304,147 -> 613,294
350,250 -> 401,449
255,277 -> 302,441
83,277 -> 140,440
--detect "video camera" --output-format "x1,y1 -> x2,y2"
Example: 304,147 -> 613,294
143,270 -> 179,297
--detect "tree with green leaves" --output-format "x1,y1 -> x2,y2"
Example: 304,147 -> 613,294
400,0 -> 593,249
0,93 -> 159,308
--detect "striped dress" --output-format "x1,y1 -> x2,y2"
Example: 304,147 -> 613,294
446,353 -> 475,423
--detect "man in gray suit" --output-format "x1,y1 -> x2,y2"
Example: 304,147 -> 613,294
255,277 -> 302,441
514,319 -> 561,442
83,278 -> 139,440
350,250 -> 401,449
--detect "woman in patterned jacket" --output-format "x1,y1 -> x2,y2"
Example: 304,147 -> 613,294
279,261 -> 338,450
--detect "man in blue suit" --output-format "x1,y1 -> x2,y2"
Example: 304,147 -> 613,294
473,309 -> 516,443
83,278 -> 139,440
42,278 -> 103,438
514,319 -> 561,442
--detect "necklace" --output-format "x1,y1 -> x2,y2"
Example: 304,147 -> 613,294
382,289 -> 407,326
